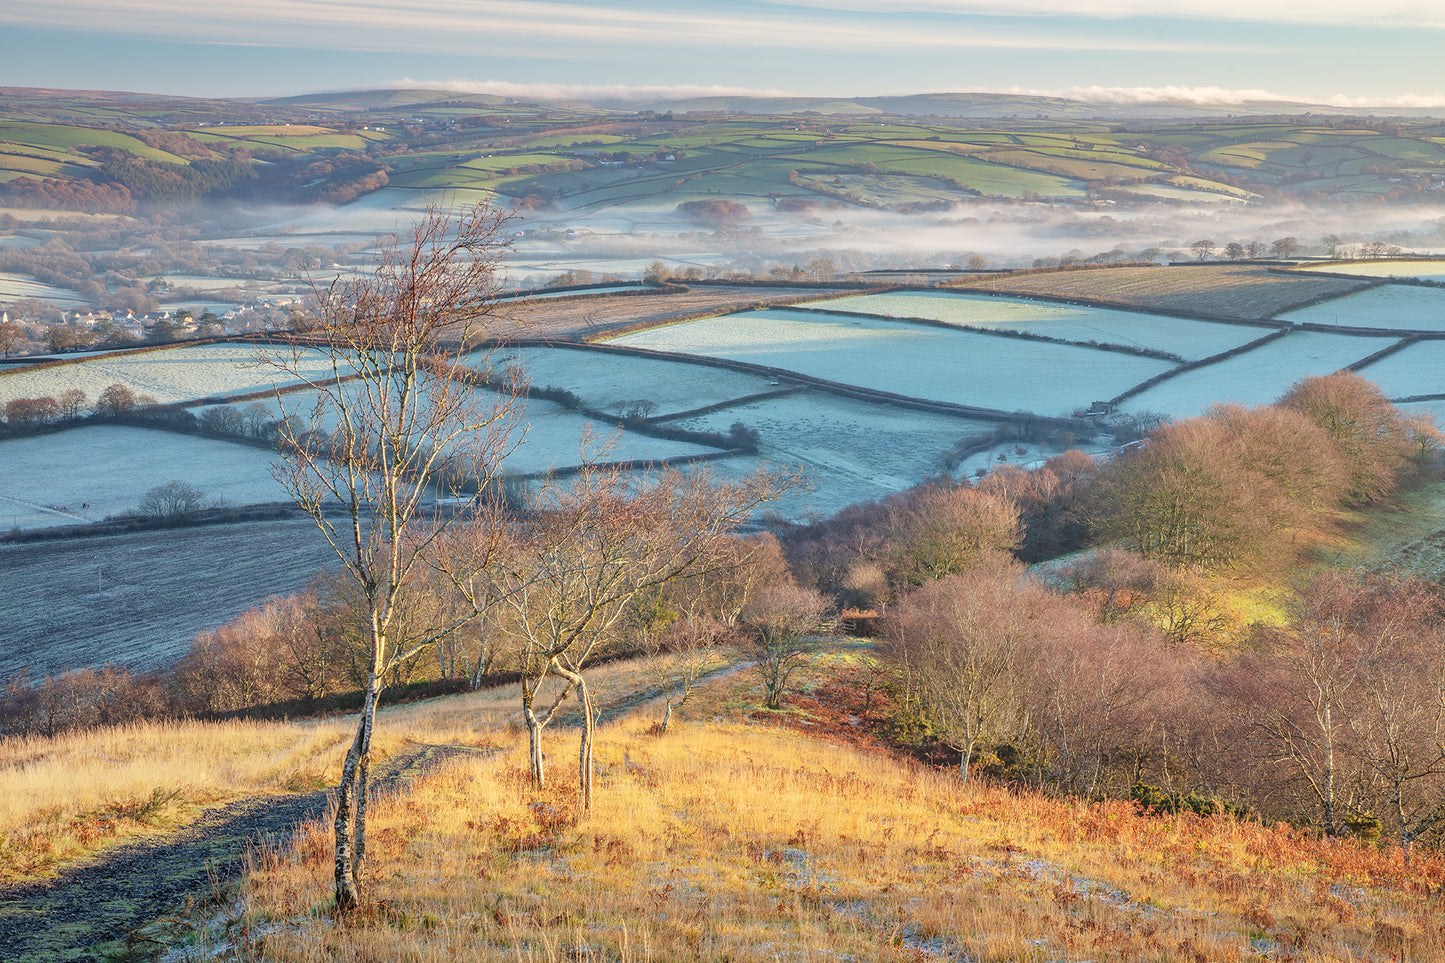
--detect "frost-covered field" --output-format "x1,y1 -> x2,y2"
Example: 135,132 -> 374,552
1121,331 -> 1396,418
505,398 -> 718,474
691,453 -> 869,522
0,271 -> 87,306
670,391 -> 993,507
797,292 -> 1264,361
1355,341 -> 1445,399
1298,261 -> 1445,282
215,385 -> 712,474
0,343 -> 337,407
1279,285 -> 1445,332
0,425 -> 288,530
485,345 -> 778,416
610,309 -> 1172,415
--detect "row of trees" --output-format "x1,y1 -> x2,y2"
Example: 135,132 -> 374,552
1189,236 -> 1298,261
0,383 -> 163,432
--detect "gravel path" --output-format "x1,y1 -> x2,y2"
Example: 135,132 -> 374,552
0,742 -> 494,962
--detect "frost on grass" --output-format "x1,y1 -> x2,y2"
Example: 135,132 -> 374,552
1353,340 -> 1445,399
1121,331 -> 1399,419
0,425 -> 288,530
1279,285 -> 1445,332
235,386 -> 719,477
797,291 -> 1262,361
611,309 -> 1172,415
671,392 -> 991,504
1295,261 -> 1445,282
0,343 -> 336,407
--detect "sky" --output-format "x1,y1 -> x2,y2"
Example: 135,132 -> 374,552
1,0 -> 1442,108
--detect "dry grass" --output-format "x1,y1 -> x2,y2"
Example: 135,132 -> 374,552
237,663 -> 1445,963
954,265 -> 1368,321
0,717 -> 374,880
0,649 -> 742,885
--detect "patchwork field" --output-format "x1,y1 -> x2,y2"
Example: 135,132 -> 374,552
671,390 -> 994,513
1278,284 -> 1445,332
955,265 -> 1368,321
1119,330 -> 1397,417
608,308 -> 1173,415
6,272 -> 1443,680
796,291 -> 1264,360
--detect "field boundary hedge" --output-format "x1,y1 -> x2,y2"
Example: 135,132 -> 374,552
1293,321 -> 1445,338
943,281 -> 1298,326
776,304 -> 1185,362
445,361 -> 759,452
1347,336 -> 1421,373
1107,328 -> 1292,407
575,286 -> 897,343
485,337 -> 1083,429
649,387 -> 808,424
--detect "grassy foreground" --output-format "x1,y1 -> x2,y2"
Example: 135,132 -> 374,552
0,719 -> 360,881
230,664 -> 1445,963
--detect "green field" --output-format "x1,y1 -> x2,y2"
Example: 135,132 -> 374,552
0,122 -> 187,164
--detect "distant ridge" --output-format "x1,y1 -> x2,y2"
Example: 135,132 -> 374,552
3,85 -> 1440,121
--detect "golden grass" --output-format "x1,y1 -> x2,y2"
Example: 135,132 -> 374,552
237,667 -> 1445,962
0,717 -> 373,880
0,650 -> 744,885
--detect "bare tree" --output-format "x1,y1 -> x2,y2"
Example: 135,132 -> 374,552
492,463 -> 788,810
259,203 -> 520,910
887,483 -> 1020,587
138,480 -> 208,522
58,388 -> 88,421
94,383 -> 137,417
0,320 -> 23,358
1271,236 -> 1299,259
740,582 -> 833,711
1279,372 -> 1432,506
882,557 -> 1045,782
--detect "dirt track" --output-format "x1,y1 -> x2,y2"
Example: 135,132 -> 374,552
0,743 -> 494,962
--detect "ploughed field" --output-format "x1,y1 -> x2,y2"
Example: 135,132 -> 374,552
0,519 -> 335,678
952,263 -> 1369,321
3,265 -> 1443,673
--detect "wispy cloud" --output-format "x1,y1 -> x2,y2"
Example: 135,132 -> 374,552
1055,85 -> 1295,105
0,0 -> 1277,55
762,0 -> 1445,29
1324,92 -> 1445,109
